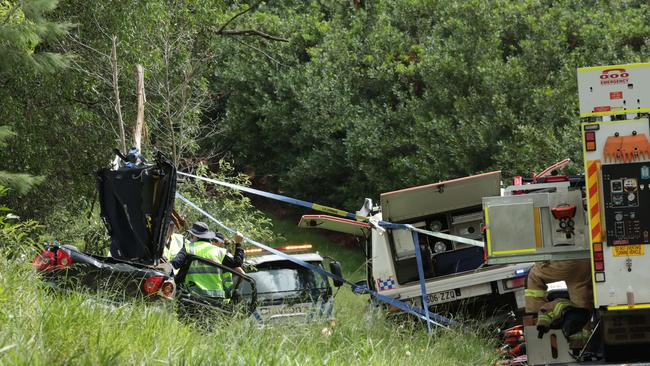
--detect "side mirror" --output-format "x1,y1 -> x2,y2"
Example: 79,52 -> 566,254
329,260 -> 344,287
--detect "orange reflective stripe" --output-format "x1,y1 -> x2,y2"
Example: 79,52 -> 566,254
586,160 -> 602,242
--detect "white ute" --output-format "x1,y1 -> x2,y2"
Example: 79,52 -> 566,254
238,244 -> 342,324
299,171 -> 532,322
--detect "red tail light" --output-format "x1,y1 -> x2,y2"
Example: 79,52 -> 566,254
143,276 -> 164,295
160,280 -> 176,299
33,247 -> 74,272
505,276 -> 526,289
55,248 -> 73,269
33,250 -> 55,271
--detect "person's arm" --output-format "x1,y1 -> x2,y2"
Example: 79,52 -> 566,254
222,231 -> 245,268
222,245 -> 244,268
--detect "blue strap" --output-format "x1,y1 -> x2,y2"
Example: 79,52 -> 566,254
177,172 -> 484,248
175,192 -> 457,328
179,172 -> 325,214
412,230 -> 433,334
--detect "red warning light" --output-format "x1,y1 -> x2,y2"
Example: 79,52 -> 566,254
585,131 -> 596,152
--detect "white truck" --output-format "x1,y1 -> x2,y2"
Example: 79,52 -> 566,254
477,62 -> 650,365
238,244 -> 342,324
298,172 -> 532,324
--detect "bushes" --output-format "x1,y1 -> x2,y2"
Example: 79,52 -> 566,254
41,202 -> 110,255
176,160 -> 277,244
0,186 -> 42,258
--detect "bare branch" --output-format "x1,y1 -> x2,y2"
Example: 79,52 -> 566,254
233,37 -> 288,67
67,35 -> 111,58
219,29 -> 288,42
111,35 -> 127,153
216,0 -> 264,34
213,1 -> 288,43
133,64 -> 146,151
162,34 -> 178,165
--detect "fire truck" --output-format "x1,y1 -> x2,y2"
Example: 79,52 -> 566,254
486,62 -> 650,365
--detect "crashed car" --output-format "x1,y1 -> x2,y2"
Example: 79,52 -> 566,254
33,243 -> 176,301
238,244 -> 343,324
33,151 -> 257,313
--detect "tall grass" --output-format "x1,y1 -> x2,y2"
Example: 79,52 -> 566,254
0,217 -> 499,365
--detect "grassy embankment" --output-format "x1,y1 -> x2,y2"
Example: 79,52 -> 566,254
0,216 -> 498,365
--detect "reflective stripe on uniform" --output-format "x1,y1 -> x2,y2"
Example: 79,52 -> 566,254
187,267 -> 222,275
569,328 -> 590,341
186,286 -> 225,298
223,272 -> 233,285
524,289 -> 546,298
223,272 -> 233,298
537,313 -> 552,326
545,299 -> 572,319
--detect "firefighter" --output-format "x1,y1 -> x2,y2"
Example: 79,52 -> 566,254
525,259 -> 593,344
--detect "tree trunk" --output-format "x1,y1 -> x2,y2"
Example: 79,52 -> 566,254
133,64 -> 146,151
111,35 -> 127,153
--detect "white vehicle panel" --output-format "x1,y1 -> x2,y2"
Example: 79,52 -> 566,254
577,63 -> 650,117
379,262 -> 532,300
380,171 -> 501,222
298,215 -> 370,237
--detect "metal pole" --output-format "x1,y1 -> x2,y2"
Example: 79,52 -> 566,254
412,230 -> 432,334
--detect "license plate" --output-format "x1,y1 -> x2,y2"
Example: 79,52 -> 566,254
427,289 -> 461,304
613,245 -> 645,257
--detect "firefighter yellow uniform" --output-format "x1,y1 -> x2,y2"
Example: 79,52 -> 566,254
525,259 -> 593,331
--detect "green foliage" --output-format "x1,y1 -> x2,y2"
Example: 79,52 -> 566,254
214,0 -> 650,208
42,205 -> 110,255
0,0 -> 71,74
177,160 -> 276,244
0,126 -> 43,195
0,186 -> 41,257
1,0 -> 292,219
0,0 -> 79,217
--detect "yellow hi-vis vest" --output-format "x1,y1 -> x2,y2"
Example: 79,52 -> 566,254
185,241 -> 227,298
163,233 -> 186,261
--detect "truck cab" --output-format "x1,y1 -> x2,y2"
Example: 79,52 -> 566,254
299,172 -> 532,322
238,245 -> 342,324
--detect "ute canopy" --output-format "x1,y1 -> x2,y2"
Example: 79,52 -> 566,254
298,215 -> 371,237
97,152 -> 176,262
380,171 -> 501,222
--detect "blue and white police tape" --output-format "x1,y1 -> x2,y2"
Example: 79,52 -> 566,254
177,172 -> 484,248
175,192 -> 458,329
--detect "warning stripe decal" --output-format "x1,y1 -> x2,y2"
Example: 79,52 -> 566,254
587,160 -> 602,242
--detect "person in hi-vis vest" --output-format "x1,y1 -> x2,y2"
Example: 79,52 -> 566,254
172,222 -> 244,299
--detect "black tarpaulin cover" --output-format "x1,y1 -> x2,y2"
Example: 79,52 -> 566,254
97,153 -> 176,262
